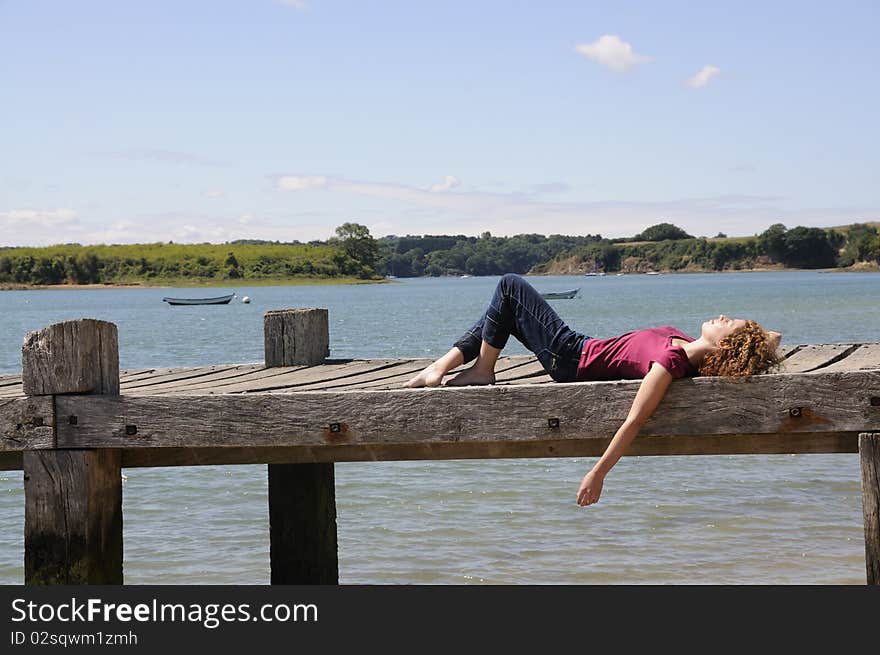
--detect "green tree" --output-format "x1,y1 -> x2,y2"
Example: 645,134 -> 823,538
758,223 -> 787,262
782,226 -> 837,268
633,223 -> 693,241
331,222 -> 378,276
225,251 -> 242,278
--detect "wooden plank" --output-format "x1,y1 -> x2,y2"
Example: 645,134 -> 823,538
178,359 -> 404,395
0,385 -> 24,398
24,449 -> 123,584
348,359 -> 436,389
123,363 -> 266,393
495,359 -> 548,381
55,369 -> 880,451
126,364 -> 309,395
776,344 -> 858,373
0,397 -> 55,451
294,360 -> 428,390
0,368 -> 156,396
112,431 -> 861,468
861,432 -> 880,585
119,368 -> 156,379
120,364 -> 247,390
120,366 -> 211,384
351,356 -> 537,390
0,374 -> 23,387
288,359 -> 473,391
823,344 -> 880,372
22,319 -> 119,396
498,373 -> 554,385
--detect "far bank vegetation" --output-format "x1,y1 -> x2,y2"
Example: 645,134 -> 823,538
2,221 -> 879,286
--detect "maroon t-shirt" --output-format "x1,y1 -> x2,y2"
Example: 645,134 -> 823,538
576,326 -> 697,381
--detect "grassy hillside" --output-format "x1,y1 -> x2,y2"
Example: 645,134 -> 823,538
0,241 -> 371,286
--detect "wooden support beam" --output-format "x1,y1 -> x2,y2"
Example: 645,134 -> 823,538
24,449 -> 123,584
264,308 -> 338,584
268,462 -> 338,584
55,369 -> 880,451
0,397 -> 55,452
21,318 -> 123,585
860,432 -> 880,585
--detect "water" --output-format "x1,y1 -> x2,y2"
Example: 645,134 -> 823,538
1,271 -> 877,584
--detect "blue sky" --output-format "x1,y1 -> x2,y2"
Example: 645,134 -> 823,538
2,0 -> 878,246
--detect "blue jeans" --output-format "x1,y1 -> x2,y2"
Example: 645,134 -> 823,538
453,274 -> 588,382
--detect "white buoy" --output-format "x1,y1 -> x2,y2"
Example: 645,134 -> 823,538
242,296 -> 250,303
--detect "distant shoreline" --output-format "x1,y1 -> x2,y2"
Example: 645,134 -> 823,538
0,276 -> 389,291
2,266 -> 878,291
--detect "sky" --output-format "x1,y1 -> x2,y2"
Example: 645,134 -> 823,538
1,0 -> 878,246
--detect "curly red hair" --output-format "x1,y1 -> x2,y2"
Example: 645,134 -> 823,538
698,320 -> 782,377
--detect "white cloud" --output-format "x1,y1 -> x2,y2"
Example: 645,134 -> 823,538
429,176 -> 461,193
687,65 -> 721,88
203,189 -> 225,198
0,208 -> 78,229
279,0 -> 308,10
277,175 -> 329,191
575,35 -> 652,73
239,213 -> 256,224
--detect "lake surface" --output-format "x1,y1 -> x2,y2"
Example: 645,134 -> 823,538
1,271 -> 878,584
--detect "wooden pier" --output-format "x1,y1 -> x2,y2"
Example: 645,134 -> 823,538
1,310 -> 879,584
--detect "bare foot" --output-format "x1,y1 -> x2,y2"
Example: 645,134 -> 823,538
444,365 -> 495,386
404,364 -> 446,388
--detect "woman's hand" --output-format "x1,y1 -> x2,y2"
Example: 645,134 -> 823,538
577,468 -> 605,506
575,363 -> 674,507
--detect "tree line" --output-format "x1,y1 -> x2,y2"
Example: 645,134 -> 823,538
1,221 -> 878,286
0,241 -> 354,286
375,222 -> 880,276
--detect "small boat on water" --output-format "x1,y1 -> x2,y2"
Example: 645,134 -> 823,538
162,293 -> 236,306
541,288 -> 579,300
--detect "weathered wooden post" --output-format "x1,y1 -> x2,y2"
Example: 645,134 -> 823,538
860,432 -> 880,585
21,319 -> 123,584
264,309 -> 337,584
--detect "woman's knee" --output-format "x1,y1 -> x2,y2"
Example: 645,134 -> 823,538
499,273 -> 523,290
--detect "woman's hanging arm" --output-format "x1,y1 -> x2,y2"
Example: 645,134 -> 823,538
576,362 -> 674,506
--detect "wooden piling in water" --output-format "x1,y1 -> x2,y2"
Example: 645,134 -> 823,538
264,309 -> 338,584
21,319 -> 123,584
860,432 -> 880,585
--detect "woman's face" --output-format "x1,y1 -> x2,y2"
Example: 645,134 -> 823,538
701,314 -> 747,346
